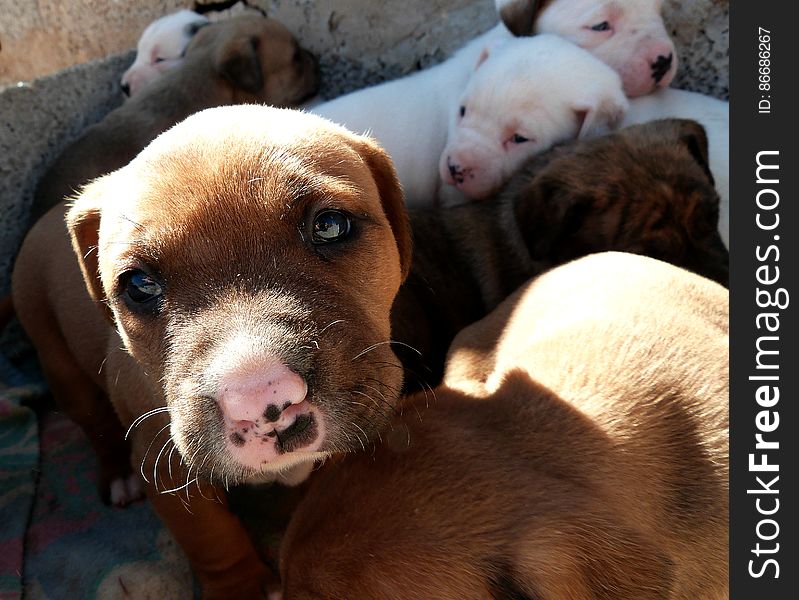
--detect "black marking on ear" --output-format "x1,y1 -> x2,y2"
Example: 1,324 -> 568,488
488,562 -> 539,600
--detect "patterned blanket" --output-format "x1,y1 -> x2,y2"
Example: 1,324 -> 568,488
0,352 -> 195,599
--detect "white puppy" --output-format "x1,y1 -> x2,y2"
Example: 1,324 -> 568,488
497,0 -> 676,97
439,35 -> 627,203
623,88 -> 730,247
121,9 -> 209,97
315,34 -> 624,207
312,25 -> 509,207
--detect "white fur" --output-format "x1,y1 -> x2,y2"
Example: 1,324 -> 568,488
439,34 -> 627,204
623,88 -> 729,248
498,0 -> 676,97
312,24 -> 513,207
121,9 -> 209,97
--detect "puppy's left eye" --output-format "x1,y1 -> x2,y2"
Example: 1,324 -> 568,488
153,57 -> 166,64
510,134 -> 530,144
312,210 -> 352,243
590,21 -> 611,31
120,269 -> 164,313
459,106 -> 466,118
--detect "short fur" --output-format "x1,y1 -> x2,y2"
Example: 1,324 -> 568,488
30,15 -> 319,224
120,9 -> 210,97
499,0 -> 677,97
12,106 -> 411,597
623,88 -> 729,247
392,119 -> 729,387
280,252 -> 729,600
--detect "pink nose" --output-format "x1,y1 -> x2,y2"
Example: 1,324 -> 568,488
216,358 -> 308,426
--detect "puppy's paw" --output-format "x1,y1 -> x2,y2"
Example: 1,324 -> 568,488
109,473 -> 146,507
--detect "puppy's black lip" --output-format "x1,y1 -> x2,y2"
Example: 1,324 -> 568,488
274,413 -> 317,454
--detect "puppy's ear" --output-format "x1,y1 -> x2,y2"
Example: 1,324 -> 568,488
215,34 -> 264,93
350,136 -> 413,281
496,0 -> 550,36
573,86 -> 628,139
66,178 -> 114,322
674,119 -> 714,185
474,39 -> 507,70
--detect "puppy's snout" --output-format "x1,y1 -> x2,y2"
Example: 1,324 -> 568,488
447,158 -> 466,184
650,53 -> 673,83
217,358 -> 308,427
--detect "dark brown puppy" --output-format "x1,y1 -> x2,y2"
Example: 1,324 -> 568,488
280,252 -> 729,600
12,106 -> 411,598
392,119 -> 728,387
29,14 -> 319,223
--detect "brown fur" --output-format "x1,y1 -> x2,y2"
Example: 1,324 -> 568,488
281,252 -> 729,600
12,106 -> 411,597
29,15 -> 319,224
392,119 -> 728,387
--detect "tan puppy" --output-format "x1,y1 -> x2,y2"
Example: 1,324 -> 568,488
393,119 -> 728,387
280,252 -> 729,600
12,106 -> 411,597
29,15 -> 319,224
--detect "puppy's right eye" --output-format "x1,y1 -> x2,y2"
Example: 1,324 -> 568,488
153,57 -> 166,64
312,210 -> 352,243
590,21 -> 611,31
121,270 -> 163,311
459,106 -> 466,118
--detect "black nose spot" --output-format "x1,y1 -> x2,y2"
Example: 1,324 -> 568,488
229,432 -> 246,447
264,404 -> 282,422
121,82 -> 130,96
651,53 -> 673,83
448,159 -> 465,183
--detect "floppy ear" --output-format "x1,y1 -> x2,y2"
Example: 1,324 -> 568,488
496,0 -> 550,36
350,137 -> 413,281
675,119 -> 714,185
215,34 -> 264,93
474,38 -> 508,70
65,178 -> 114,322
573,86 -> 628,139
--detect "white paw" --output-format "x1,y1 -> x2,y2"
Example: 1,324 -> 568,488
110,474 -> 146,507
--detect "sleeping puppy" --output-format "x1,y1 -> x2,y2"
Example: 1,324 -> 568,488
313,0 -> 674,207
438,35 -> 627,205
12,106 -> 411,597
280,252 -> 729,600
317,35 -> 625,208
497,0 -> 677,97
30,15 -> 319,224
393,119 -> 728,387
623,88 -> 729,247
120,9 -> 210,97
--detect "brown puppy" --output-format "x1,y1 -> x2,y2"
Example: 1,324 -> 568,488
280,252 -> 729,600
12,106 -> 411,597
29,14 -> 319,223
393,118 -> 728,387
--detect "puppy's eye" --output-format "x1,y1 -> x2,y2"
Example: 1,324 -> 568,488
312,210 -> 352,243
153,57 -> 166,64
510,134 -> 530,144
590,21 -> 611,31
459,106 -> 466,118
121,270 -> 163,308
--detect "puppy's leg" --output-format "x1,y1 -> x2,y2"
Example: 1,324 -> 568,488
35,333 -> 137,506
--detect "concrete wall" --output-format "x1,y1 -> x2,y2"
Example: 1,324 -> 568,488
0,0 -> 729,297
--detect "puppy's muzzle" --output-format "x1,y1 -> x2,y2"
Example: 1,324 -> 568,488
651,53 -> 673,84
216,355 -> 322,466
